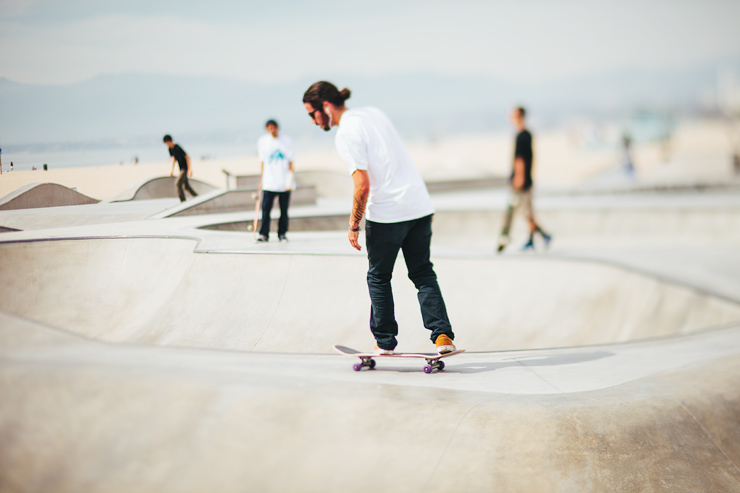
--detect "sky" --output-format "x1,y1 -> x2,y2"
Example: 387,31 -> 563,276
2,0 -> 740,86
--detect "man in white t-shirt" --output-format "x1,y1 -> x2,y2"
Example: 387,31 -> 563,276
256,119 -> 295,242
302,81 -> 455,355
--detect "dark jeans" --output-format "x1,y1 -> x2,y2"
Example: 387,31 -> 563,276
176,170 -> 198,202
260,190 -> 291,238
365,214 -> 453,350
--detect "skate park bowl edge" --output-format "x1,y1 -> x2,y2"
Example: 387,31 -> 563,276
109,176 -> 218,202
0,182 -> 100,210
1,236 -> 738,353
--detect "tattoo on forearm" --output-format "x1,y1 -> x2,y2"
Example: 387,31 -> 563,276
351,192 -> 367,226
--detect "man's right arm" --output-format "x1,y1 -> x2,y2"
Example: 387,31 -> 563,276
512,157 -> 525,190
348,169 -> 370,251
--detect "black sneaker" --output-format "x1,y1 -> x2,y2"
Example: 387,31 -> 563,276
256,235 -> 268,242
279,235 -> 288,242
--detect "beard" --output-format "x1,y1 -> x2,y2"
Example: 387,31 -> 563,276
321,113 -> 332,131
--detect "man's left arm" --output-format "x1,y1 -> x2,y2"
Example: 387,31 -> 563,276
186,154 -> 193,177
348,169 -> 370,251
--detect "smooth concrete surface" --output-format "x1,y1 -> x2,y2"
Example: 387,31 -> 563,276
109,176 -> 218,202
2,313 -> 740,492
1,237 -> 739,353
1,185 -> 740,492
0,198 -> 180,231
0,182 -> 99,210
158,186 -> 318,218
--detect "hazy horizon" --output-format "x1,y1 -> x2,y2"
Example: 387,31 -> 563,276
2,1 -> 740,170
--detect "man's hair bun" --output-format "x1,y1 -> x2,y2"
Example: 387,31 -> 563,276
303,81 -> 351,108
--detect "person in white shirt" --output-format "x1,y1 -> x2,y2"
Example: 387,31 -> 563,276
256,119 -> 295,242
302,81 -> 455,355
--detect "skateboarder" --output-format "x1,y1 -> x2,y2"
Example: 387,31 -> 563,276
302,81 -> 456,355
163,135 -> 198,202
497,107 -> 551,252
256,119 -> 295,242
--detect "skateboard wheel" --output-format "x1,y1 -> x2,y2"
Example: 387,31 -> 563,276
353,363 -> 363,372
368,359 -> 376,369
437,361 -> 445,371
423,365 -> 433,374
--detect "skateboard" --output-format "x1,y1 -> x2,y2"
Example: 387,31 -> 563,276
248,189 -> 262,238
333,345 -> 465,374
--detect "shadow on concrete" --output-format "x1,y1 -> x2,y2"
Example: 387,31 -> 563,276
450,351 -> 614,374
366,351 -> 614,374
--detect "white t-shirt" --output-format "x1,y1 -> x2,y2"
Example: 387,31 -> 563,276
335,107 -> 434,223
257,133 -> 295,192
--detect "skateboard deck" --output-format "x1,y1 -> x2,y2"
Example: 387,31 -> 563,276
251,189 -> 261,238
334,345 -> 465,374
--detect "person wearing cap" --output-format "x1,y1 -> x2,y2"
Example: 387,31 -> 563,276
302,81 -> 456,355
256,119 -> 295,242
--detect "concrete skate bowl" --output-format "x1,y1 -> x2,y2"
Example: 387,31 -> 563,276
161,186 -> 318,218
110,176 -> 218,202
1,236 -> 739,353
429,208 -> 740,246
197,205 -> 740,247
3,235 -> 740,493
0,183 -> 99,211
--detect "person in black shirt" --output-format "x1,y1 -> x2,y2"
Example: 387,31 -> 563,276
497,107 -> 551,252
163,134 -> 198,202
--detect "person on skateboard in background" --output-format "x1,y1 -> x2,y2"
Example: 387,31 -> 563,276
302,81 -> 456,355
163,134 -> 198,202
497,106 -> 551,252
256,119 -> 295,242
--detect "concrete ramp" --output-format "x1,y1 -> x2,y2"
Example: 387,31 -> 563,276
152,186 -> 318,218
0,183 -> 99,210
2,311 -> 740,492
110,176 -> 218,202
1,237 -> 738,353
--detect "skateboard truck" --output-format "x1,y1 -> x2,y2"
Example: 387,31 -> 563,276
422,358 -> 445,374
353,357 -> 376,372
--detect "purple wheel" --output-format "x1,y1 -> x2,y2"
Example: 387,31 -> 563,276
353,363 -> 363,371
423,365 -> 433,374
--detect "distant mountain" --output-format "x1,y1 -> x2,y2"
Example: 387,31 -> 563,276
0,61 -> 735,151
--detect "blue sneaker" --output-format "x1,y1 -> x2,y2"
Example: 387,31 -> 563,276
543,234 -> 552,249
522,241 -> 535,251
